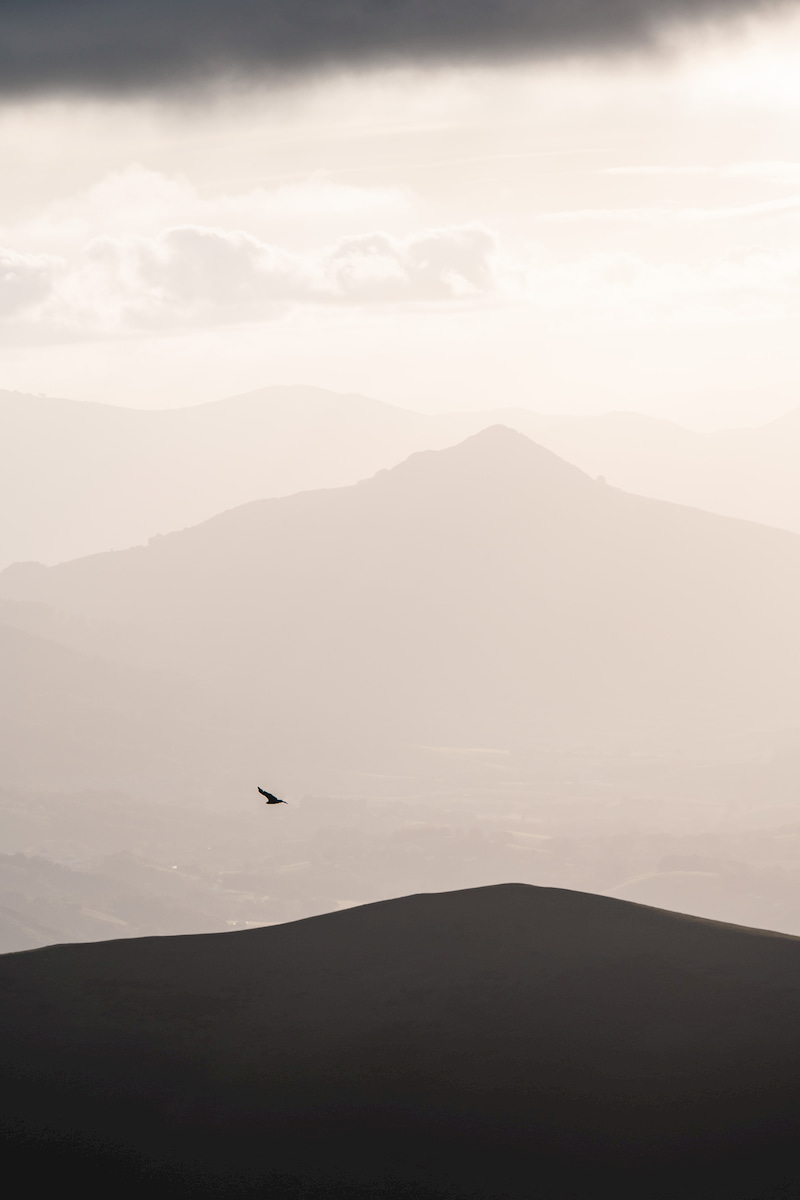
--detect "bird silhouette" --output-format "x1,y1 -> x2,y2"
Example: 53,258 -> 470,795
258,787 -> 287,805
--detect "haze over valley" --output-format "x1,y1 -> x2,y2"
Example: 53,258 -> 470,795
4,420 -> 800,952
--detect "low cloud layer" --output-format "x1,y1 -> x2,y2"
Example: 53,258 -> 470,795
0,221 -> 502,336
5,160 -> 800,342
0,0 -> 786,95
5,217 -> 800,342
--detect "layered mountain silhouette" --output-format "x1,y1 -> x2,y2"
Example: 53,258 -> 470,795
540,405 -> 800,535
2,884 -> 800,1199
4,425 -> 800,786
5,385 -> 800,570
0,385 -> 558,568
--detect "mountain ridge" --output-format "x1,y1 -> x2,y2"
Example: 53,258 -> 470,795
4,424 -> 800,785
7,383 -> 800,569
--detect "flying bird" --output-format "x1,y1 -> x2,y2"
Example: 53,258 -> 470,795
258,787 -> 287,805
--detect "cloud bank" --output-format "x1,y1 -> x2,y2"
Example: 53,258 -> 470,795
4,219 -> 800,342
0,0 -> 786,95
0,221 -> 502,336
5,162 -> 800,341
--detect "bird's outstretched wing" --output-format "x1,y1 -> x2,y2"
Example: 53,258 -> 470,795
258,787 -> 286,804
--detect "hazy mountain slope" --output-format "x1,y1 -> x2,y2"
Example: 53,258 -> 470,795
0,853 -> 227,953
536,406 -> 800,534
5,386 -> 800,571
0,617 -> 235,799
4,427 -> 800,773
0,385 -> 559,568
2,883 -> 800,1199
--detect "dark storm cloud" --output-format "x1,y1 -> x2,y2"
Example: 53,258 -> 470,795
0,0 -> 786,95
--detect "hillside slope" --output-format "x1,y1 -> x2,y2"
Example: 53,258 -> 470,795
0,616 -> 236,799
6,386 -> 800,569
539,406 -> 800,535
0,385 -> 556,567
5,425 -> 800,771
2,883 -> 800,1198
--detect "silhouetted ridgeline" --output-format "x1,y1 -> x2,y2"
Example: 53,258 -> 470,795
5,425 -> 800,794
5,386 -> 800,570
1,884 -> 800,1199
0,385 -> 559,568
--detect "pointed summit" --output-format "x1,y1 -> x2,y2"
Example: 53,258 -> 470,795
373,422 -> 596,496
3,426 -> 800,773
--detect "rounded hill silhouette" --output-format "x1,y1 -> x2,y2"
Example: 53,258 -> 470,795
2,883 -> 800,1199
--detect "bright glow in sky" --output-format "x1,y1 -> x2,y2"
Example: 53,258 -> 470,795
4,11 -> 800,424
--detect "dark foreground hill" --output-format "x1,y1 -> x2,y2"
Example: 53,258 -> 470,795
2,885 -> 800,1200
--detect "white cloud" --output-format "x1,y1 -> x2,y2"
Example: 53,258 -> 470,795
5,182 -> 800,343
326,225 -> 499,301
521,243 -> 800,325
2,165 -> 411,253
0,248 -> 63,318
534,196 -> 800,226
602,160 -> 800,186
726,161 -> 800,186
602,165 -> 717,177
0,220 -> 502,338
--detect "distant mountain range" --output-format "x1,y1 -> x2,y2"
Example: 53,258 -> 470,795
0,384 -> 554,567
4,384 -> 800,568
2,883 -> 800,1199
4,426 -> 800,797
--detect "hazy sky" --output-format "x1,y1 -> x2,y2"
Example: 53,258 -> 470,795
3,2 -> 800,423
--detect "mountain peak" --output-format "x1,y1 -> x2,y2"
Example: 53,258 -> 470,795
374,423 -> 596,496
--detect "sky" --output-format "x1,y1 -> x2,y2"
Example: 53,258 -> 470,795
3,1 -> 800,424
